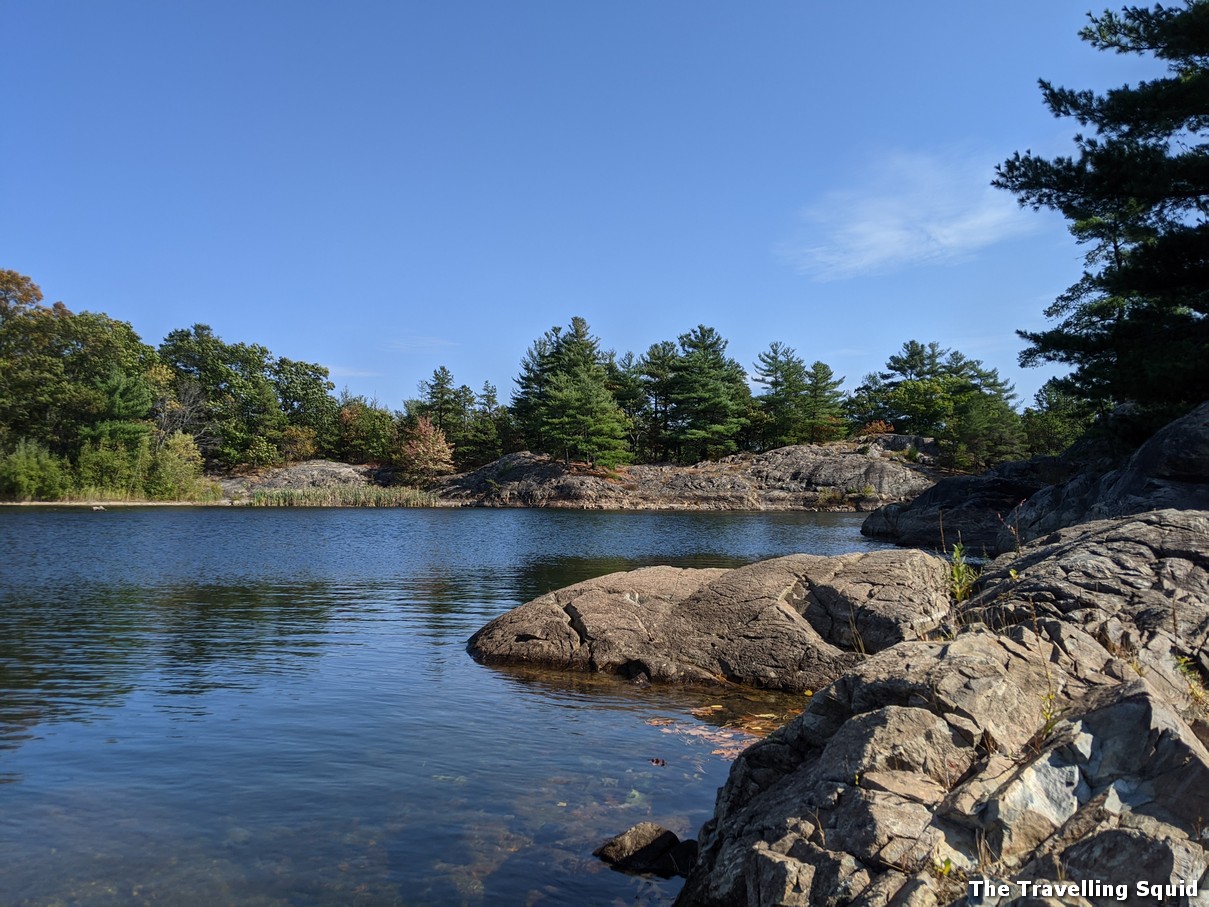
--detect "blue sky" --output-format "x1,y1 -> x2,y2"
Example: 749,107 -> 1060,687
4,2 -> 1159,409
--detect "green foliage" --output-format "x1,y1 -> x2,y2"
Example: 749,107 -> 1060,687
849,340 -> 1023,469
947,542 -> 980,603
994,2 -> 1209,424
0,439 -> 68,501
76,435 -> 152,495
635,340 -> 680,461
248,486 -> 436,507
336,395 -> 398,464
159,324 -> 290,466
667,325 -> 749,462
542,365 -> 632,467
145,431 -> 209,500
1021,380 -> 1097,456
271,357 -> 338,454
510,317 -> 633,466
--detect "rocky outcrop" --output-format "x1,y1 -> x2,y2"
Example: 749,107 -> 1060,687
468,550 -> 952,692
860,456 -> 1077,554
998,402 -> 1209,552
863,402 -> 1209,556
218,459 -> 381,501
440,441 -> 933,511
676,510 -> 1209,907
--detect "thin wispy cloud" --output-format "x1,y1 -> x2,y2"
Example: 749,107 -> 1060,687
782,150 -> 1037,280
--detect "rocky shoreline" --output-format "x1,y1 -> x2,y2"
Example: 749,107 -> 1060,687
191,436 -> 939,510
471,509 -> 1209,906
861,402 -> 1209,556
438,439 -> 935,511
466,403 -> 1209,906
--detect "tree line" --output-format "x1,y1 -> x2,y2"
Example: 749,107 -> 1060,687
0,268 -> 1092,501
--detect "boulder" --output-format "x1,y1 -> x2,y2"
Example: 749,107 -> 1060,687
468,549 -> 951,692
594,822 -> 698,878
862,401 -> 1209,557
1000,402 -> 1209,552
860,457 -> 1075,554
218,459 -> 379,500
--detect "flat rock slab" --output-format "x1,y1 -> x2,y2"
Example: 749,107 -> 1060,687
467,549 -> 951,692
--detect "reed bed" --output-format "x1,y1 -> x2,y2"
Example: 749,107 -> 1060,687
248,485 -> 437,507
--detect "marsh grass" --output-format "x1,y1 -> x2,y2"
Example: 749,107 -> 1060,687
249,486 -> 437,507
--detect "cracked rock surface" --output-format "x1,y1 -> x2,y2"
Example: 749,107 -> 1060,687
467,549 -> 951,692
675,510 -> 1209,907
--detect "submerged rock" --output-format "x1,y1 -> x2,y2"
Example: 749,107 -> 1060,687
468,549 -> 951,692
594,822 -> 697,878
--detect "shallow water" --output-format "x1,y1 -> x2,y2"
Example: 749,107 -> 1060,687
0,507 -> 890,905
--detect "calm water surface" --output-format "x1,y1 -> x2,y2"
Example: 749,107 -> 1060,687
0,508 -> 890,906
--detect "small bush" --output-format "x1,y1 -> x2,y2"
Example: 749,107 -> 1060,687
0,440 -> 68,501
816,487 -> 845,507
948,542 -> 980,603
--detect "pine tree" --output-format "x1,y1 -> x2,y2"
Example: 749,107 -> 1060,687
542,366 -> 632,467
994,1 -> 1209,424
752,341 -> 809,449
637,340 -> 680,461
801,361 -> 848,442
509,318 -> 633,465
667,325 -> 749,462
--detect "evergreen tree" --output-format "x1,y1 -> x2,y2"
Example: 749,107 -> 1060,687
1021,381 -> 1097,456
752,341 -> 809,449
851,340 -> 1017,436
801,361 -> 848,442
994,1 -> 1209,424
509,317 -> 633,465
636,340 -> 680,461
667,325 -> 749,462
460,381 -> 506,468
542,366 -> 631,467
511,327 -> 560,450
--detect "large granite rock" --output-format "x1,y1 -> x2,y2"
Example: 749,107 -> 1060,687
440,442 -> 933,510
675,510 -> 1209,907
863,401 -> 1209,557
860,457 -> 1076,554
467,549 -> 951,692
998,402 -> 1209,552
218,459 -> 380,500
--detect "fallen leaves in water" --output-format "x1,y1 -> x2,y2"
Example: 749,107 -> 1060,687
646,706 -> 803,760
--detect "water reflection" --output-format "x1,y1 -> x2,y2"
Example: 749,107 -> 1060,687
0,580 -> 336,744
0,507 -> 885,906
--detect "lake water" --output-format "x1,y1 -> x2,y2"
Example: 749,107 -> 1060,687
0,507 -> 891,906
